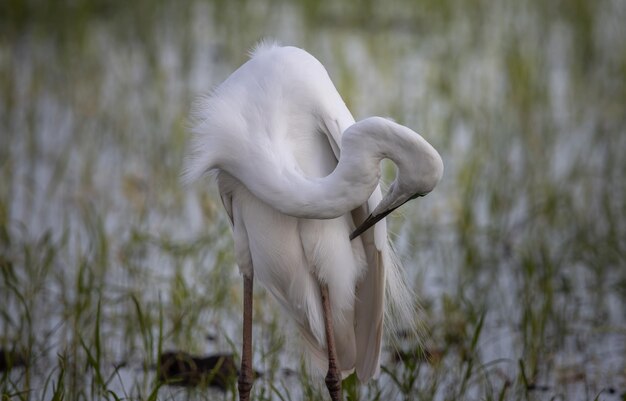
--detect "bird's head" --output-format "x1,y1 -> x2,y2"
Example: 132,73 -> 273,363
350,117 -> 443,240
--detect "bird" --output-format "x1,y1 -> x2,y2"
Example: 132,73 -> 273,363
183,42 -> 443,401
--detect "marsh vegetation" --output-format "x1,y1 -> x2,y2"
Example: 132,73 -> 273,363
1,0 -> 625,400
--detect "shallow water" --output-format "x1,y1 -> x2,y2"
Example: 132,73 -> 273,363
1,1 -> 625,400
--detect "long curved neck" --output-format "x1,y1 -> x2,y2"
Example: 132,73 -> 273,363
226,117 -> 406,219
264,146 -> 382,219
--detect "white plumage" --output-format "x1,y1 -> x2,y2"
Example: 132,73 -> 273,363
183,42 -> 443,389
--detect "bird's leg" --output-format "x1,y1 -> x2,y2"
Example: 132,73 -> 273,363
238,273 -> 254,401
320,283 -> 343,401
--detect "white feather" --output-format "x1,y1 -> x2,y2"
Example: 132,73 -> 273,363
184,43 -> 443,382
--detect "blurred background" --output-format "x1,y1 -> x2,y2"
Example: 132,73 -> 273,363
1,0 -> 625,400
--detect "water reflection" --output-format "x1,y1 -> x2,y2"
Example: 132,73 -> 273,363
1,0 -> 625,400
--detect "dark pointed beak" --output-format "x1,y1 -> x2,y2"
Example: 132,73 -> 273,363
349,207 -> 397,240
350,193 -> 423,240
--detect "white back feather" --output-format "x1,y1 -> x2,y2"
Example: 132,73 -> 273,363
183,42 -> 421,383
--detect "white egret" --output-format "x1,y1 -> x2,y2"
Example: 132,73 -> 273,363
183,42 -> 443,401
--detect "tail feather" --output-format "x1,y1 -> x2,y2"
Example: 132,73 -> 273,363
384,241 -> 423,347
354,250 -> 385,381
